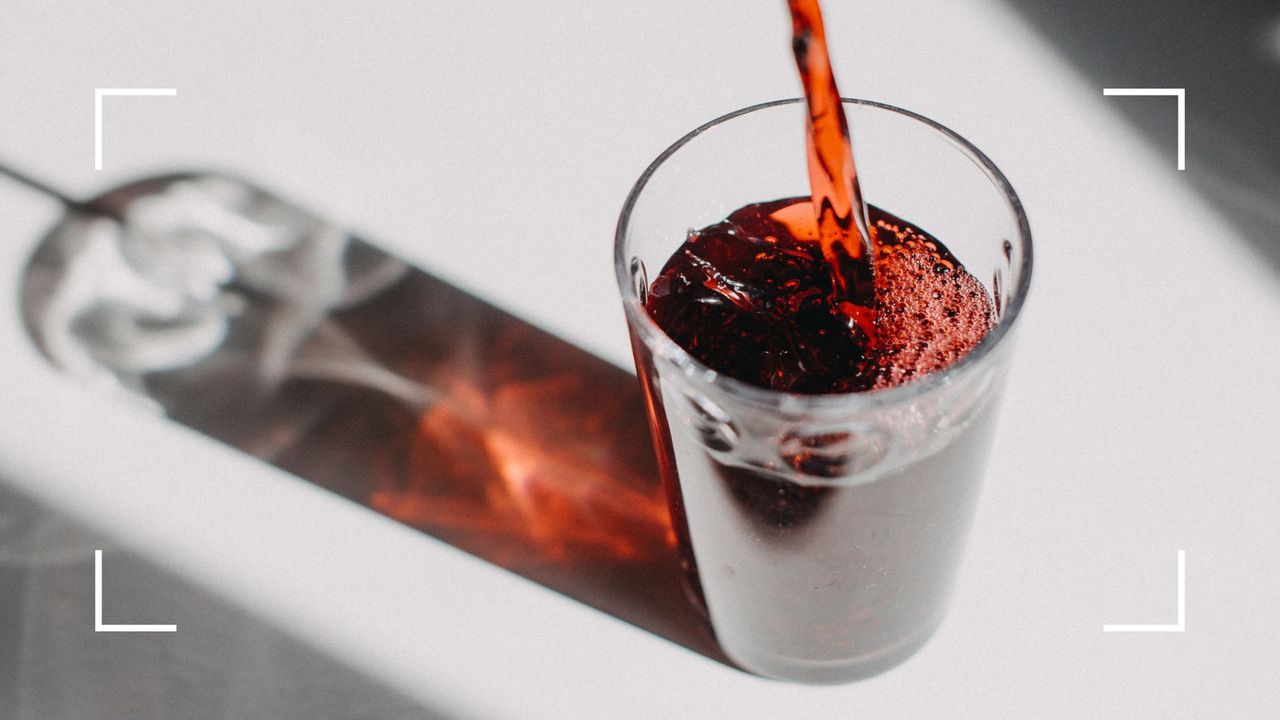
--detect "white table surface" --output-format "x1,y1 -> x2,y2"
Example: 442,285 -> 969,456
2,0 -> 1278,717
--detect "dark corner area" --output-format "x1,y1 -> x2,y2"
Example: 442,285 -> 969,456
1003,0 -> 1280,276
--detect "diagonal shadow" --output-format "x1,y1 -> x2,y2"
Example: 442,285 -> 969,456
150,261 -> 725,661
18,177 -> 725,665
1000,0 -> 1280,280
0,484 -> 449,719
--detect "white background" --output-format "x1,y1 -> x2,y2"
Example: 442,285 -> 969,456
1,0 -> 1278,717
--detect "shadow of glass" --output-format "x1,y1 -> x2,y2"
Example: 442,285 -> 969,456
148,263 -> 725,662
17,172 -> 726,670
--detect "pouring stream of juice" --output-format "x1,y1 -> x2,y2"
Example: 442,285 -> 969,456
785,0 -> 876,340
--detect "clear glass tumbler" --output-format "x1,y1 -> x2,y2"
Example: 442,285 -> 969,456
615,98 -> 1032,683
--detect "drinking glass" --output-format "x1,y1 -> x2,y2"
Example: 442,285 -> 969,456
615,98 -> 1032,683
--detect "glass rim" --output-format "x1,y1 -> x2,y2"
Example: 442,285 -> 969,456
614,97 -> 1033,411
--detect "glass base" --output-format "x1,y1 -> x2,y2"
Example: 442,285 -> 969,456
720,618 -> 942,684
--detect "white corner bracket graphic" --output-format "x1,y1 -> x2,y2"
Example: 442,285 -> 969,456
94,87 -> 178,170
1102,549 -> 1186,633
94,550 -> 177,633
1102,88 -> 1186,170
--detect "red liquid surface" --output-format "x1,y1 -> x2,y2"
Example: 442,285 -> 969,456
645,197 -> 994,393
